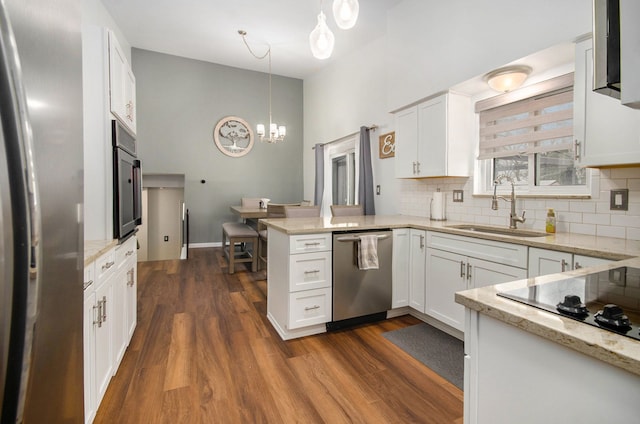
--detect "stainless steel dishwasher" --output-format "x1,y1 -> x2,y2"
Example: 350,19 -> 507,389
328,229 -> 393,330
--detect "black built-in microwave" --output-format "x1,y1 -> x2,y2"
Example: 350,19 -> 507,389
112,120 -> 141,240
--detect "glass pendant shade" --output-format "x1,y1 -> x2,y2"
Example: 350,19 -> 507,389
332,0 -> 359,29
485,66 -> 532,93
309,11 -> 335,59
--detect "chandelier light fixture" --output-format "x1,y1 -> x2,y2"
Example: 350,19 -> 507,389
484,65 -> 533,93
332,0 -> 359,29
239,30 -> 286,143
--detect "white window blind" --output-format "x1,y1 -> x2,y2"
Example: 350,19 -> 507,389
478,89 -> 574,160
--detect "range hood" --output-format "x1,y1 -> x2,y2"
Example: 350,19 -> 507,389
593,0 -> 640,109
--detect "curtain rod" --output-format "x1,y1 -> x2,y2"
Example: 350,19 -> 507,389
311,125 -> 378,150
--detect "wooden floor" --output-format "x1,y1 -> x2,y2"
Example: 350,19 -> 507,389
94,248 -> 463,423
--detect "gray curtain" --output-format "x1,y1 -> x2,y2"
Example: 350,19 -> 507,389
313,143 -> 324,207
358,126 -> 375,215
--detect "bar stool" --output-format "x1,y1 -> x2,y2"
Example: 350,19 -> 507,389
222,222 -> 258,274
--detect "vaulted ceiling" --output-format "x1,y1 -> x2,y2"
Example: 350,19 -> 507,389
100,0 -> 403,79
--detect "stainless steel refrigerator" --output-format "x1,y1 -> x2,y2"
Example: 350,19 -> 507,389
0,0 -> 84,422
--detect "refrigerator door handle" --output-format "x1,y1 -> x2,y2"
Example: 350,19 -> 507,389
0,2 -> 42,422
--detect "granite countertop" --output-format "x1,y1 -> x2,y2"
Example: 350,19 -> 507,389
84,239 -> 118,266
261,214 -> 640,258
455,257 -> 640,377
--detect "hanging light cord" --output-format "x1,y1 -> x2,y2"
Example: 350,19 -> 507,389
239,30 -> 273,127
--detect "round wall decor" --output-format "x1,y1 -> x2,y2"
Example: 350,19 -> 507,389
213,116 -> 254,157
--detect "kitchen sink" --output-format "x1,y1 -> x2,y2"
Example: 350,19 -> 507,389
445,224 -> 548,238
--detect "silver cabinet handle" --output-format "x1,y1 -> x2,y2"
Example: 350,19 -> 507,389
416,161 -> 420,174
304,305 -> 320,311
336,234 -> 390,242
125,250 -> 134,257
101,296 -> 107,323
93,302 -> 102,327
574,262 -> 582,270
102,260 -> 114,270
573,139 -> 580,161
304,242 -> 321,247
84,279 -> 94,290
412,161 -> 416,174
466,262 -> 472,280
303,269 -> 320,274
419,234 -> 425,249
561,259 -> 568,272
460,261 -> 466,278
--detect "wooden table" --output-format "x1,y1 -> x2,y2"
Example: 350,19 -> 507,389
230,206 -> 268,219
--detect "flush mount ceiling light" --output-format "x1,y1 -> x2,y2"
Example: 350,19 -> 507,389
484,65 -> 533,93
239,30 -> 286,143
309,7 -> 335,59
332,0 -> 359,30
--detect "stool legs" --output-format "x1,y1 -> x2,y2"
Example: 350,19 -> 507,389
222,229 -> 258,274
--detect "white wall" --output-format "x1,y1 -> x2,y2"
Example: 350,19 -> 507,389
385,0 -> 591,111
304,36 -> 400,215
301,0 -> 640,239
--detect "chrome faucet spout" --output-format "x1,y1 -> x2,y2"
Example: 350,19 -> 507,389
492,175 -> 526,229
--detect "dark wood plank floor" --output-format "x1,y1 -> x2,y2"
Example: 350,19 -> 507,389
94,248 -> 463,423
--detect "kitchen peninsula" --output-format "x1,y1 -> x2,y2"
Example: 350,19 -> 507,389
262,214 -> 640,423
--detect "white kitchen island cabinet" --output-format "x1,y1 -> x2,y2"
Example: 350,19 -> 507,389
267,229 -> 332,340
464,310 -> 640,424
394,92 -> 473,178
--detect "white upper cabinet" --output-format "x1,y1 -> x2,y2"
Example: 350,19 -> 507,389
108,30 -> 136,134
574,38 -> 640,167
394,92 -> 473,178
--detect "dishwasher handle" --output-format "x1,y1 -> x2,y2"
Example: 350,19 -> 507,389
336,234 -> 390,242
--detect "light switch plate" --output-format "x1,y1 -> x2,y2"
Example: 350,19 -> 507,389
610,189 -> 629,211
453,190 -> 464,202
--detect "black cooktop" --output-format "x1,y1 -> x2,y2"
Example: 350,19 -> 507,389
498,266 -> 640,342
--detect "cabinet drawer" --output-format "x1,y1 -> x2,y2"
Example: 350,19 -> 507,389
289,233 -> 331,254
84,262 -> 96,294
94,248 -> 116,284
116,236 -> 136,271
427,231 -> 527,269
288,288 -> 331,329
289,251 -> 332,292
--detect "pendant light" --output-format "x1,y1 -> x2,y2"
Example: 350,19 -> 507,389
239,30 -> 286,143
309,9 -> 335,60
332,0 -> 359,30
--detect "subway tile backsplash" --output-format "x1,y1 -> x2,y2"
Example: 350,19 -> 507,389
398,167 -> 640,241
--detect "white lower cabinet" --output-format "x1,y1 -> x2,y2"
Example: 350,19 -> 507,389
84,236 -> 137,423
528,247 -> 612,277
426,232 -> 527,332
267,230 -> 332,340
409,229 -> 427,312
391,229 -> 410,308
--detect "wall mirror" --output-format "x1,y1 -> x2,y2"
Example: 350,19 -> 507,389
213,116 -> 254,157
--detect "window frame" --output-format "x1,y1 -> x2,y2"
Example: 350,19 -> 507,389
474,73 -> 594,198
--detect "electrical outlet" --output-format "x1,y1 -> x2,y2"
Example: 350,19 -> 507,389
610,189 -> 628,211
164,236 -> 169,242
376,185 -> 381,195
453,190 -> 464,202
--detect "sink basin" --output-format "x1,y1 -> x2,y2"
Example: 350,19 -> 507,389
445,224 -> 548,238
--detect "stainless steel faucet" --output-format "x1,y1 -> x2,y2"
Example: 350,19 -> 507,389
492,175 -> 526,229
